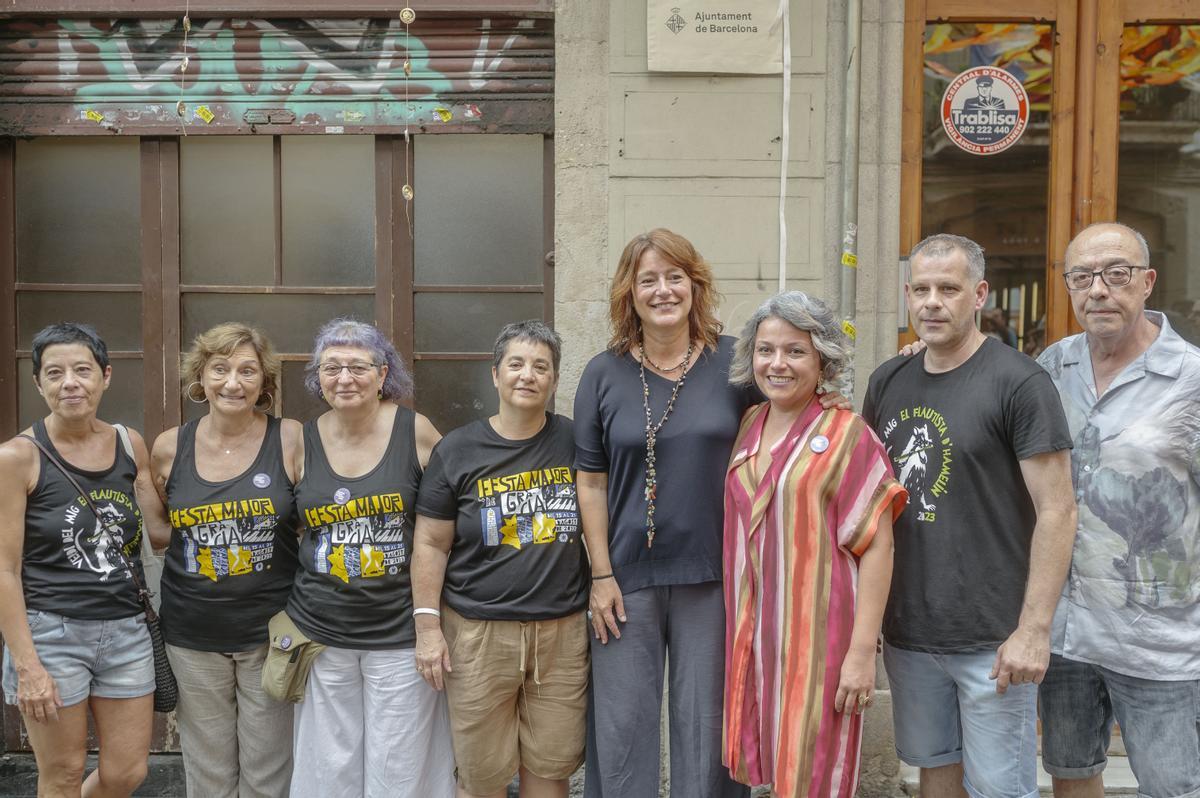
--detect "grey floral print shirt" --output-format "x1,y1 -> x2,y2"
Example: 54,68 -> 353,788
1038,312 -> 1200,680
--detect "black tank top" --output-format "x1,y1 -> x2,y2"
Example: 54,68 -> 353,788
287,406 -> 421,649
160,415 -> 300,652
22,420 -> 145,620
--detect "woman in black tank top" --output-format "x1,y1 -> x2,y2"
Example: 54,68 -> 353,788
0,323 -> 170,797
288,318 -> 454,798
150,322 -> 302,798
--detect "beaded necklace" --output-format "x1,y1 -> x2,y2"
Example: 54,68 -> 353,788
638,337 -> 695,548
640,351 -> 685,372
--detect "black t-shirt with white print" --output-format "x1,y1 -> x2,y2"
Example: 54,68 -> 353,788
416,413 -> 587,621
862,337 -> 1072,653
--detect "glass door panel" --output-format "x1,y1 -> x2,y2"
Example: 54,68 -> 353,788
922,23 -> 1054,356
1115,24 -> 1200,346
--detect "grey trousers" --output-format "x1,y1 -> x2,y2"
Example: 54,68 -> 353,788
166,643 -> 293,798
584,582 -> 749,798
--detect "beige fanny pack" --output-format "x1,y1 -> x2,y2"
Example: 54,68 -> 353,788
261,611 -> 326,703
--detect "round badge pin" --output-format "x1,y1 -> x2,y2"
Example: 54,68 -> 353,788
333,488 -> 351,505
810,435 -> 830,454
280,635 -> 292,650
940,66 -> 1030,156
252,472 -> 271,489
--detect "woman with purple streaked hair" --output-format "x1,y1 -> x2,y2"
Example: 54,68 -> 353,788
286,318 -> 454,798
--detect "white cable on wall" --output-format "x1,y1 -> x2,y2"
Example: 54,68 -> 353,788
777,0 -> 792,293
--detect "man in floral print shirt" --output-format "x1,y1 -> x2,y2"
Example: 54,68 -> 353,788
1037,222 -> 1200,798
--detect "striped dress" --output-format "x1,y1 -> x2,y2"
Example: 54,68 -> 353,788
723,401 -> 906,798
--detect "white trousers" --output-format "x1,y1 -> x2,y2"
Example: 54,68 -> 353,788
289,646 -> 454,798
166,643 -> 293,798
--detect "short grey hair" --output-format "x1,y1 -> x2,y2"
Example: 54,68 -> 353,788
304,317 -> 413,401
1068,222 -> 1151,266
910,233 -> 986,283
729,292 -> 850,392
492,320 -> 562,375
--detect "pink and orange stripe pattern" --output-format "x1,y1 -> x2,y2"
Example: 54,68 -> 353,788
723,401 -> 905,798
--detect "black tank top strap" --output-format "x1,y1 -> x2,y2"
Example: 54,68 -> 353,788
164,419 -> 199,496
301,417 -> 328,482
394,404 -> 420,477
30,419 -> 51,495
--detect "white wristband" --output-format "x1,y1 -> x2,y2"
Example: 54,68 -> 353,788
412,607 -> 441,618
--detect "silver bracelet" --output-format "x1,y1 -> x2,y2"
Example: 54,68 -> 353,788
412,607 -> 442,618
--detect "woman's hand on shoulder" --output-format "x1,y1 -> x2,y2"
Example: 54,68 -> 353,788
817,391 -> 853,412
414,413 -> 441,470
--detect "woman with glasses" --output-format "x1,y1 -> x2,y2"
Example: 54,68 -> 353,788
287,318 -> 453,798
151,322 -> 301,798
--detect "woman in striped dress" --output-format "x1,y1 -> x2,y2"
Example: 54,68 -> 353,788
722,292 -> 906,798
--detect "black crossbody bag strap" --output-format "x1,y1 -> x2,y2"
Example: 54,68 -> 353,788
19,431 -> 158,623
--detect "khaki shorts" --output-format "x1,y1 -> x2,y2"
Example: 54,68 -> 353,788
442,604 -> 588,794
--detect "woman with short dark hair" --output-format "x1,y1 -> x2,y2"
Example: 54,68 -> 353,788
412,320 -> 588,798
0,322 -> 169,797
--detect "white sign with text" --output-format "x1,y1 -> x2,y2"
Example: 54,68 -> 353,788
648,0 -> 784,74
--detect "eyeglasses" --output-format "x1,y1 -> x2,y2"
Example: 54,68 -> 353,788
318,362 -> 381,378
1063,264 -> 1147,292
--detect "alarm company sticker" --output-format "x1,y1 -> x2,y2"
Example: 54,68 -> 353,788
941,66 -> 1029,156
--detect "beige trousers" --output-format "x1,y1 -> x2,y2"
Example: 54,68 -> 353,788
166,643 -> 294,798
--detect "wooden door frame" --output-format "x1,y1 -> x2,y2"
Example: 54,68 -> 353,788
901,0 -> 1079,345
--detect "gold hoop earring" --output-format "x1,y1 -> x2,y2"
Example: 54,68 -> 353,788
257,392 -> 275,411
186,381 -> 208,404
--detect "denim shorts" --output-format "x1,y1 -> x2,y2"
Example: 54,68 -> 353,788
883,642 -> 1039,798
1039,654 -> 1200,798
2,609 -> 155,708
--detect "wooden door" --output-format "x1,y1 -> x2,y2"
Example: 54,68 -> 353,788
901,0 -> 1200,349
900,0 -> 1077,351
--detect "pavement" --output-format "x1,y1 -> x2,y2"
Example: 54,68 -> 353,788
0,754 -> 185,797
0,754 -> 542,798
0,753 -> 1141,797
901,755 -> 1138,796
